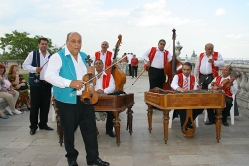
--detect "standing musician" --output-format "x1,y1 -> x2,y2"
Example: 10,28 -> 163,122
23,37 -> 53,135
92,41 -> 117,72
143,39 -> 172,89
45,32 -> 109,166
171,62 -> 203,131
194,43 -> 224,89
207,65 -> 238,126
94,59 -> 116,137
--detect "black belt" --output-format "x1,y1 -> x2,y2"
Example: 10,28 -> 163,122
200,73 -> 212,76
150,66 -> 164,70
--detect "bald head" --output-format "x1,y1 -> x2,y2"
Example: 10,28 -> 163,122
205,43 -> 214,56
101,41 -> 109,52
66,32 -> 82,56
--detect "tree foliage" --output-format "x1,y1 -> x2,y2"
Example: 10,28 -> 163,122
0,30 -> 60,60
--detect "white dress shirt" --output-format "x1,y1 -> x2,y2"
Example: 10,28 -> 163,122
22,49 -> 50,80
143,47 -> 172,69
208,75 -> 238,95
171,73 -> 198,90
44,46 -> 88,96
92,51 -> 114,69
94,72 -> 115,94
194,52 -> 224,76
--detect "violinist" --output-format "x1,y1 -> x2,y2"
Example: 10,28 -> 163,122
92,41 -> 117,72
94,59 -> 116,137
45,32 -> 110,166
143,39 -> 172,89
171,62 -> 203,132
206,65 -> 238,127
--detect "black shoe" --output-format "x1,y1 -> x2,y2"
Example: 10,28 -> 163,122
30,129 -> 36,135
88,158 -> 110,166
67,159 -> 78,166
39,126 -> 54,130
106,131 -> 116,137
205,121 -> 215,125
186,123 -> 194,130
222,122 -> 229,127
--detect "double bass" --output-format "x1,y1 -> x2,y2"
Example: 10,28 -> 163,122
163,29 -> 182,90
111,34 -> 126,92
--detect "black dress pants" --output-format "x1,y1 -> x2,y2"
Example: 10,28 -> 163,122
131,66 -> 138,78
29,81 -> 52,129
57,97 -> 99,163
207,96 -> 233,122
148,67 -> 166,89
106,112 -> 114,133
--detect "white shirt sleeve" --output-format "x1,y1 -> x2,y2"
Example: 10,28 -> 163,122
103,75 -> 115,93
213,52 -> 224,67
22,51 -> 38,73
171,75 -> 179,90
44,53 -> 72,88
167,52 -> 172,62
230,80 -> 238,95
193,56 -> 200,77
208,77 -> 217,89
143,48 -> 151,62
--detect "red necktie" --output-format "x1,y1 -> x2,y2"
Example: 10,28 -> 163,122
183,77 -> 188,90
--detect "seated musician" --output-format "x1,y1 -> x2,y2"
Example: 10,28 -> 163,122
94,59 -> 116,137
171,62 -> 203,131
206,65 -> 238,126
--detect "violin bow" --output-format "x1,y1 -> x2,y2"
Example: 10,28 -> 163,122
83,55 -> 128,84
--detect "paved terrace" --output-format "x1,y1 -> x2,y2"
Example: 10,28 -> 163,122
0,76 -> 249,166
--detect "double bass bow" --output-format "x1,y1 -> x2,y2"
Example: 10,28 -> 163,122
163,28 -> 182,90
111,34 -> 126,92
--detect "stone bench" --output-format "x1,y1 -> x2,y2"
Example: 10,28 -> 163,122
0,98 -> 9,113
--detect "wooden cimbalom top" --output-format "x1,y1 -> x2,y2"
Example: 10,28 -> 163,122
144,89 -> 226,110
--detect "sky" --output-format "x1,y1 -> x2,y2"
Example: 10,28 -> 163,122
0,0 -> 249,60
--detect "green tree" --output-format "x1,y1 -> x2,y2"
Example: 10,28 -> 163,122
0,30 -> 60,60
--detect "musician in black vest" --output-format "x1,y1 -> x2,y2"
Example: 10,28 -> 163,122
23,37 -> 53,135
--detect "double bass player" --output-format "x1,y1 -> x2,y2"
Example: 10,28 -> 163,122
143,39 -> 172,90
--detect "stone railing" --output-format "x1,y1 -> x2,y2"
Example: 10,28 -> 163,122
230,64 -> 249,118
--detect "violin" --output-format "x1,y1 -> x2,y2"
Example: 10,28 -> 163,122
81,55 -> 98,105
111,34 -> 126,91
163,29 -> 182,90
211,74 -> 240,90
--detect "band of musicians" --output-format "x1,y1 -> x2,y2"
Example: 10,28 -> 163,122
16,29 -> 239,166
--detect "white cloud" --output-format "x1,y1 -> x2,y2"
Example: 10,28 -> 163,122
215,8 -> 226,16
247,3 -> 249,6
225,34 -> 249,39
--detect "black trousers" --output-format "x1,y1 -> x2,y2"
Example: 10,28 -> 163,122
198,73 -> 214,121
198,73 -> 213,90
106,112 -> 114,133
207,96 -> 233,122
128,64 -> 132,76
148,67 -> 166,89
57,97 -> 99,163
179,109 -> 203,126
29,81 -> 52,129
131,66 -> 138,78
